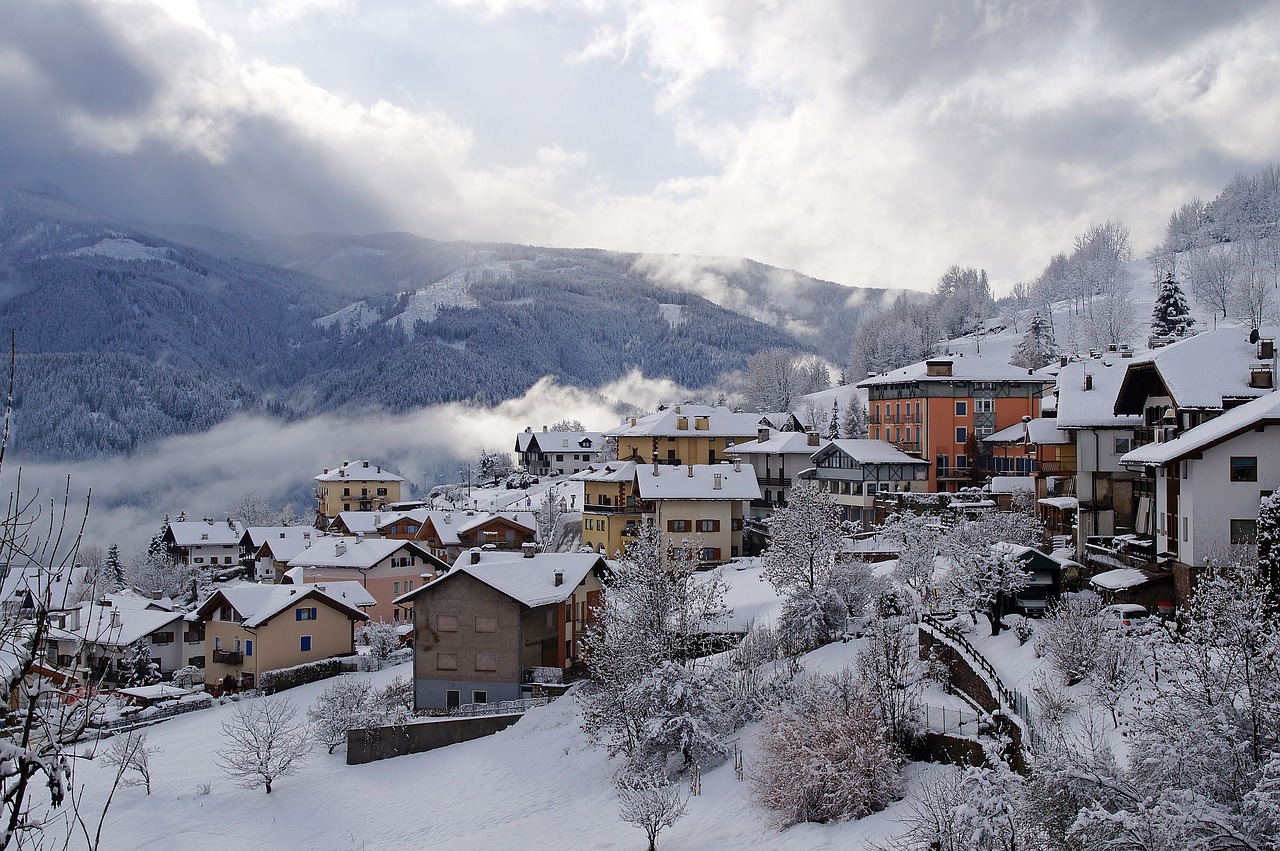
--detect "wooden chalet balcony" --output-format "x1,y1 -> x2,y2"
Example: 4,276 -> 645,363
585,503 -> 640,515
1036,459 -> 1073,474
758,475 -> 791,487
212,649 -> 243,665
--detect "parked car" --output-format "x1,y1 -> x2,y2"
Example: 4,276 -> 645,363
1100,603 -> 1150,630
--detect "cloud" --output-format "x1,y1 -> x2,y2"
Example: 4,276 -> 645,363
10,370 -> 698,557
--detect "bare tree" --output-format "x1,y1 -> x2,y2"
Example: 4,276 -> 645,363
307,678 -> 373,754
617,778 -> 687,851
217,697 -> 310,794
1188,243 -> 1239,319
99,732 -> 159,796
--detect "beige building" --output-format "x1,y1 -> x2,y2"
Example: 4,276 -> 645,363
607,405 -> 770,467
284,537 -> 447,625
198,582 -> 369,693
315,460 -> 405,527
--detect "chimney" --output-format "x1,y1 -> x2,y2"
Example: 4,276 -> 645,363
630,417 -> 637,426
1059,355 -> 1068,367
714,473 -> 722,490
470,549 -> 481,565
109,610 -> 121,629
522,542 -> 537,558
152,590 -> 163,600
758,427 -> 770,443
363,461 -> 369,468
652,453 -> 660,475
1084,374 -> 1093,391
734,458 -> 741,472
687,464 -> 694,477
335,542 -> 346,555
444,513 -> 452,524
674,405 -> 681,414
807,430 -> 819,446
543,425 -> 548,432
554,569 -> 564,586
924,359 -> 953,377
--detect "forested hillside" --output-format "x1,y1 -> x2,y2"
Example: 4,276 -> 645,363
2,187 -> 864,459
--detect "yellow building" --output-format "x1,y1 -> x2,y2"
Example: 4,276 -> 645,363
198,582 -> 369,693
607,405 -> 771,467
315,460 -> 405,528
576,460 -> 760,565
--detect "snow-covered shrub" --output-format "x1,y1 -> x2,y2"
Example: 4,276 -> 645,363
629,661 -> 732,774
1034,595 -> 1104,685
100,731 -> 160,795
1012,615 -> 1034,645
777,586 -> 847,656
259,657 -> 355,694
529,666 -> 563,684
504,468 -> 536,490
856,619 -> 922,748
370,676 -> 415,724
616,775 -> 688,851
899,765 -> 1025,850
171,664 -> 204,689
1027,670 -> 1076,729
307,678 -> 374,754
752,669 -> 904,826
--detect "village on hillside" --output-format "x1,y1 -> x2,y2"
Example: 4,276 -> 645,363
4,270 -> 1280,848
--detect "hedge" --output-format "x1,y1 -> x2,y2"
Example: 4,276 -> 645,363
259,656 -> 358,694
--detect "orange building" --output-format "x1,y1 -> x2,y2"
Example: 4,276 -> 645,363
858,356 -> 1052,492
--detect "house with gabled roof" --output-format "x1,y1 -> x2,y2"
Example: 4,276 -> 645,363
1120,389 -> 1280,601
799,439 -> 930,529
164,518 -> 246,570
396,549 -> 607,711
240,526 -> 319,581
197,582 -> 369,693
607,404 -> 776,468
724,427 -> 827,519
44,592 -> 199,683
314,460 -> 405,528
285,537 -> 447,624
515,426 -> 607,477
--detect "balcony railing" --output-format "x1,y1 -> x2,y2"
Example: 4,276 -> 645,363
212,649 -> 243,665
584,503 -> 640,515
869,414 -> 921,425
758,476 -> 791,487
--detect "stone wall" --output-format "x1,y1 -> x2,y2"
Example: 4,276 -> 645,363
347,713 -> 523,765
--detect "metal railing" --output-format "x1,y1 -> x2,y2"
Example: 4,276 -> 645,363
449,696 -> 550,717
919,702 -> 981,737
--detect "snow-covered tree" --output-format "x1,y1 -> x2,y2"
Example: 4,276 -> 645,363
743,349 -> 827,412
761,480 -> 846,596
579,522 -> 732,776
1188,242 -> 1239,319
1150,272 -> 1195,338
534,483 -> 565,549
370,675 -> 415,725
899,765 -> 1025,851
827,400 -> 841,440
752,668 -> 903,826
100,731 -> 160,796
475,449 -> 515,485
940,510 -> 1042,635
776,586 -> 848,655
841,394 -> 868,439
1008,311 -> 1056,370
123,550 -> 195,603
229,494 -> 282,527
217,697 -> 310,794
856,619 -> 921,748
549,418 -> 586,432
105,544 -> 124,590
616,776 -> 687,851
357,621 -> 401,670
307,678 -> 374,754
1257,492 -> 1280,611
119,640 -> 160,686
1034,594 -> 1106,686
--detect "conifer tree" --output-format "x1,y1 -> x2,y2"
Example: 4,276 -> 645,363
1009,311 -> 1057,370
827,400 -> 841,440
106,543 -> 124,589
841,395 -> 868,439
1150,272 -> 1195,338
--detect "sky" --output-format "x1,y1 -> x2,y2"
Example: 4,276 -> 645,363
2,1 -> 1279,292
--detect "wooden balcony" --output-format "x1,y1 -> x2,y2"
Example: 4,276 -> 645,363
212,649 -> 243,665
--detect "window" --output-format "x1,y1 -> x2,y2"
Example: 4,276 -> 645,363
1231,457 -> 1258,482
295,607 -> 318,621
437,653 -> 458,671
697,519 -> 720,533
245,640 -> 253,657
150,632 -> 175,645
956,455 -> 968,469
668,519 -> 690,533
224,556 -> 233,565
584,519 -> 593,531
475,616 -> 497,633
393,582 -> 400,594
473,690 -> 488,704
193,557 -> 204,564
474,653 -> 497,671
730,518 -> 743,531
377,487 -> 387,496
1231,519 -> 1258,544
1114,437 -> 1134,454
189,655 -> 205,668
955,401 -> 968,416
556,454 -> 564,462
955,427 -> 967,444
973,399 -> 991,413
214,636 -> 222,650
343,487 -> 350,496
300,635 -> 312,652
437,615 -> 458,631
699,547 -> 721,562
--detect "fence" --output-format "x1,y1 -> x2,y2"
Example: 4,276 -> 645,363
97,694 -> 215,735
449,696 -> 549,718
918,702 -> 981,737
919,613 -> 1040,752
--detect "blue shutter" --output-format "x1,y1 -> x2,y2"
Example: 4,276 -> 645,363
295,608 -> 303,621
300,635 -> 312,652
245,640 -> 253,657
310,607 -> 318,620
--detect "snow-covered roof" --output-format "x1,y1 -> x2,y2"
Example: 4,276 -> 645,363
397,551 -> 604,608
375,508 -> 429,530
422,511 -> 465,546
49,595 -> 186,648
456,510 -> 537,536
1038,496 -> 1079,510
606,405 -> 771,439
857,353 -> 1053,388
1119,388 -> 1280,466
527,431 -> 605,453
116,684 -> 197,701
1090,568 -> 1157,591
1055,357 -> 1142,429
332,511 -> 398,535
315,460 -> 404,483
571,461 -> 637,483
286,537 -> 432,570
989,476 -> 1034,493
242,526 -> 317,549
1115,328 -> 1279,412
634,463 -> 761,501
277,576 -> 377,608
811,439 -> 930,466
167,519 -> 244,547
198,581 -> 369,627
724,431 -> 826,456
984,418 -> 1070,445
0,562 -> 87,611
